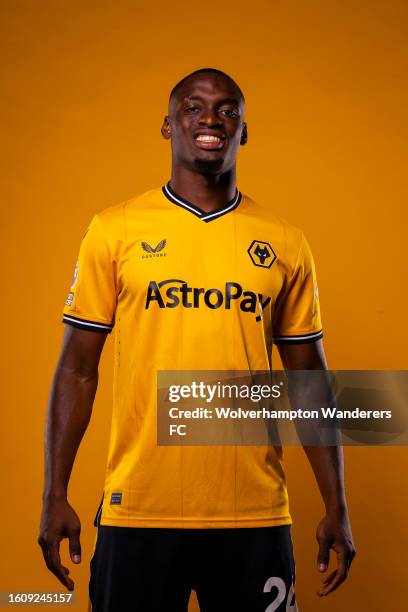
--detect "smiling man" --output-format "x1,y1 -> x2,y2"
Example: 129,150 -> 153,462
39,68 -> 356,611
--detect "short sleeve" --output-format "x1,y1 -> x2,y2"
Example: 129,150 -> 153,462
62,214 -> 117,333
272,232 -> 323,344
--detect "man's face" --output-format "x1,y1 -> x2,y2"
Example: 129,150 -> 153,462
162,73 -> 246,175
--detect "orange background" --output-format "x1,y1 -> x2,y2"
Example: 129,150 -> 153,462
1,1 -> 407,610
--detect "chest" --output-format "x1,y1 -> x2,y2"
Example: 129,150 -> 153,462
116,207 -> 288,318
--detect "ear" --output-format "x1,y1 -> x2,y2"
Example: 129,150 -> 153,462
161,115 -> 171,140
240,122 -> 248,146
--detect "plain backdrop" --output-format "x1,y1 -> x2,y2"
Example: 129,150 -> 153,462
1,1 -> 407,610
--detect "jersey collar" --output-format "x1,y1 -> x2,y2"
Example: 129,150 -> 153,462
162,182 -> 242,222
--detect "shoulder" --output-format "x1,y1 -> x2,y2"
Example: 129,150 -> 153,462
241,192 -> 306,261
92,186 -> 163,240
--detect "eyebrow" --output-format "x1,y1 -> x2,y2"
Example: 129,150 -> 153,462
183,95 -> 240,105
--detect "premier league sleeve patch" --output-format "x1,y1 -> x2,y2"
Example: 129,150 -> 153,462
70,260 -> 79,289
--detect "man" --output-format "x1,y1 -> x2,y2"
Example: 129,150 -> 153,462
39,68 -> 356,611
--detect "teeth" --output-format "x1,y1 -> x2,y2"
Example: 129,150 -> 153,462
196,135 -> 221,142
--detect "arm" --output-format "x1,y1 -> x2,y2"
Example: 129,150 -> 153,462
278,339 -> 356,597
38,325 -> 108,591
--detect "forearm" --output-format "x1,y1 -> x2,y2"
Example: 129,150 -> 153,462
302,445 -> 347,514
42,365 -> 98,500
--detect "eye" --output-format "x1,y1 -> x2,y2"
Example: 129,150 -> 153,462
220,108 -> 239,118
184,106 -> 199,113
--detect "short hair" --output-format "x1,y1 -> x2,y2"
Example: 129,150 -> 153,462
169,68 -> 245,104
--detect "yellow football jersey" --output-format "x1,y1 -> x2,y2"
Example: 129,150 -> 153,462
62,184 -> 322,528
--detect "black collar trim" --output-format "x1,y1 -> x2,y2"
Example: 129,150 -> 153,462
162,182 -> 242,222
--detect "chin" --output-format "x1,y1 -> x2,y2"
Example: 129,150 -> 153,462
193,157 -> 225,174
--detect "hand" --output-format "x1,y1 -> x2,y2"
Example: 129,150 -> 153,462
316,511 -> 356,597
38,496 -> 82,591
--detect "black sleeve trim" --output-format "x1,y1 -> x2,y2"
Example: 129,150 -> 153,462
62,314 -> 114,334
273,330 -> 323,345
93,494 -> 104,527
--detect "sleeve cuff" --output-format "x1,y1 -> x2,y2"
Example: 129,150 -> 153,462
273,330 -> 323,345
62,314 -> 114,334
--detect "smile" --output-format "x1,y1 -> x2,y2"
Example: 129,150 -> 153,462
194,134 -> 225,150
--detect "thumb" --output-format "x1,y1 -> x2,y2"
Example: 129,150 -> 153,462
68,529 -> 81,564
317,538 -> 330,572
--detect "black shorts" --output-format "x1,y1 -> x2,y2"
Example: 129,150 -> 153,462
89,524 -> 298,612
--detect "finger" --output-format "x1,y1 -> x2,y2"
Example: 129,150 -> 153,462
44,541 -> 74,591
347,547 -> 357,571
68,528 -> 82,564
46,545 -> 74,591
317,539 -> 331,572
322,570 -> 336,584
318,553 -> 348,596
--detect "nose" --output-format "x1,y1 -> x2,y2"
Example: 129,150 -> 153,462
198,109 -> 222,127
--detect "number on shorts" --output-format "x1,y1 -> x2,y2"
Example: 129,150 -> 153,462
263,576 -> 298,612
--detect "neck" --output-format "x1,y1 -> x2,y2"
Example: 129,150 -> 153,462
169,166 -> 237,214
